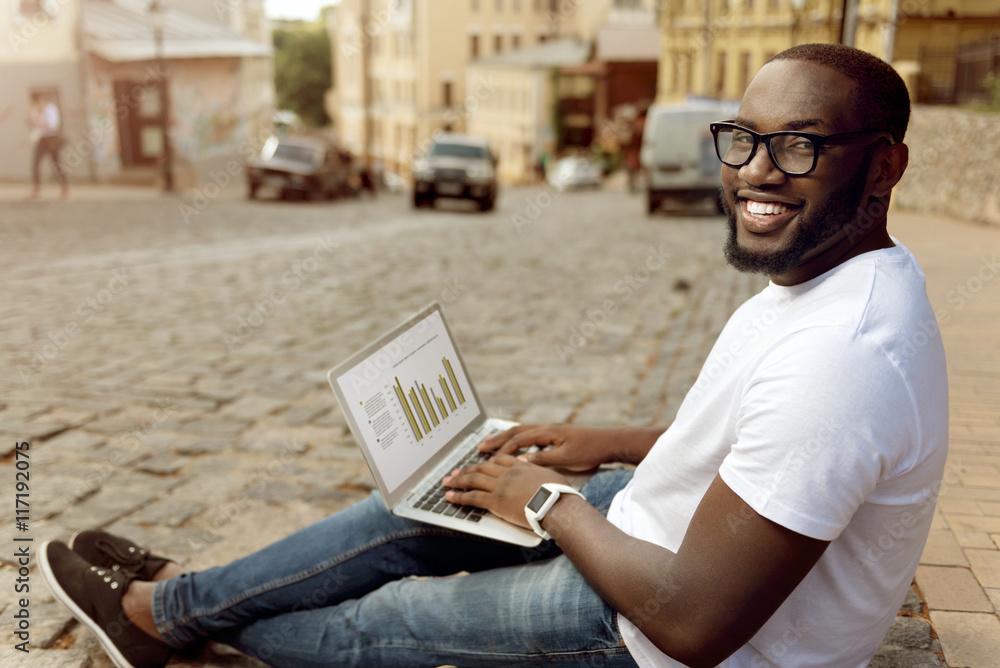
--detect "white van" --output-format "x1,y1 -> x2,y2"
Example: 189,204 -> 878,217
640,101 -> 738,215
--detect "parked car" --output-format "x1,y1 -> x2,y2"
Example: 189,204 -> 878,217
247,136 -> 353,201
640,101 -> 738,214
412,134 -> 497,211
547,156 -> 602,191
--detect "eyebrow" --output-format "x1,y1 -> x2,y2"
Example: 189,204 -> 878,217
733,117 -> 831,132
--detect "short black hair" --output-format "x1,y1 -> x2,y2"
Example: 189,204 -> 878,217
766,43 -> 910,143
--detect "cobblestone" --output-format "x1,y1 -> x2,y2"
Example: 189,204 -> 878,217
0,185 -> 996,665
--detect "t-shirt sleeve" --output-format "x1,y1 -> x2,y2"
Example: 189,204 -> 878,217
718,326 -> 916,541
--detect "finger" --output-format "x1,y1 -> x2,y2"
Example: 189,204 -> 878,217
521,446 -> 571,468
478,424 -> 537,453
444,488 -> 490,508
442,469 -> 500,492
494,427 -> 561,456
486,453 -> 521,468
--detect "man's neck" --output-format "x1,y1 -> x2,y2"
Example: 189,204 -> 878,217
770,218 -> 895,286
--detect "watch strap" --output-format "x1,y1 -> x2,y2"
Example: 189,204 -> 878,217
524,483 -> 585,540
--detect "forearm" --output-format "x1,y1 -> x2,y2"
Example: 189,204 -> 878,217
538,478 -> 828,667
539,496 -> 710,663
598,426 -> 665,465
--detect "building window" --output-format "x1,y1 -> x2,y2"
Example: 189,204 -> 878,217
472,0 -> 480,12
512,33 -> 521,49
513,0 -> 522,10
494,34 -> 503,53
470,34 -> 480,58
495,0 -> 503,11
443,81 -> 453,108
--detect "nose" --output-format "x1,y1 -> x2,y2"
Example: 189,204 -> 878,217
737,141 -> 787,187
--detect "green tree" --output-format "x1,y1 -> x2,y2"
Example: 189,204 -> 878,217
273,25 -> 332,127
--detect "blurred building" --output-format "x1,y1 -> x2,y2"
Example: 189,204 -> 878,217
465,39 -> 592,184
1,0 -> 275,187
326,0 -> 659,181
657,0 -> 1000,105
466,0 -> 659,183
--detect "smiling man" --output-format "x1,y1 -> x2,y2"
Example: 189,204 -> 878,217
41,44 -> 947,668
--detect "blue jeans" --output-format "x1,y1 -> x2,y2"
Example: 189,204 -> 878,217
153,469 -> 638,667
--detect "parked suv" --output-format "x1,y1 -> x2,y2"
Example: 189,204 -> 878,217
412,134 -> 497,211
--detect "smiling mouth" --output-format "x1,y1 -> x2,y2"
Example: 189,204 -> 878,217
739,198 -> 802,234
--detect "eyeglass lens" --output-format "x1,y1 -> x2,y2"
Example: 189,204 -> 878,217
715,127 -> 817,174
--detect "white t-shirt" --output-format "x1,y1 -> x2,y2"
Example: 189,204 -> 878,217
606,243 -> 948,667
29,102 -> 61,141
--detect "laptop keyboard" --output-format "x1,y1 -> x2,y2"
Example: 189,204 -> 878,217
410,430 -> 499,523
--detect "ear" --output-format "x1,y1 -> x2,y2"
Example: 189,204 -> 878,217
870,142 -> 908,198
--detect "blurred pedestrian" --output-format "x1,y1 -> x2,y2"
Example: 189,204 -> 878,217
360,157 -> 377,198
27,92 -> 68,200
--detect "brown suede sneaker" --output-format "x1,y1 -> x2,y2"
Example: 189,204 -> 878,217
39,541 -> 172,668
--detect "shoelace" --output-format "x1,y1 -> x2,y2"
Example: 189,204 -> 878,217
94,538 -> 148,573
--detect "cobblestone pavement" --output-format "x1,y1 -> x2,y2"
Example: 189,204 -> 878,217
0,183 -> 995,666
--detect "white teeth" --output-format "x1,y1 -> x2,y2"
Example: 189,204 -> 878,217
746,200 -> 791,216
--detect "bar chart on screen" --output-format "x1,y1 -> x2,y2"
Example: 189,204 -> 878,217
335,309 -> 481,493
392,356 -> 468,441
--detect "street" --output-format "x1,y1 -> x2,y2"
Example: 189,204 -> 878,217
0,185 -> 764,665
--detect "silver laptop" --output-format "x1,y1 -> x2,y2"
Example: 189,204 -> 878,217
327,301 -> 543,547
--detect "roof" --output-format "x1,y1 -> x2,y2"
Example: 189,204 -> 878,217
472,38 -> 591,69
594,24 -> 660,62
83,0 -> 272,62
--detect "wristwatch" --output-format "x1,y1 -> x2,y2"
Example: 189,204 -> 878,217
524,483 -> 585,540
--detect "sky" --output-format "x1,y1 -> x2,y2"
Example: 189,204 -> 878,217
264,0 -> 337,22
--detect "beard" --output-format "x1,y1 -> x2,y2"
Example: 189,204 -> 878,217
721,155 -> 873,276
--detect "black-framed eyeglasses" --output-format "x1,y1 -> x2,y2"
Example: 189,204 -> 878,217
709,121 -> 896,176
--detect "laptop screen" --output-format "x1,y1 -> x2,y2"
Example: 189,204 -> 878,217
332,306 -> 483,498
